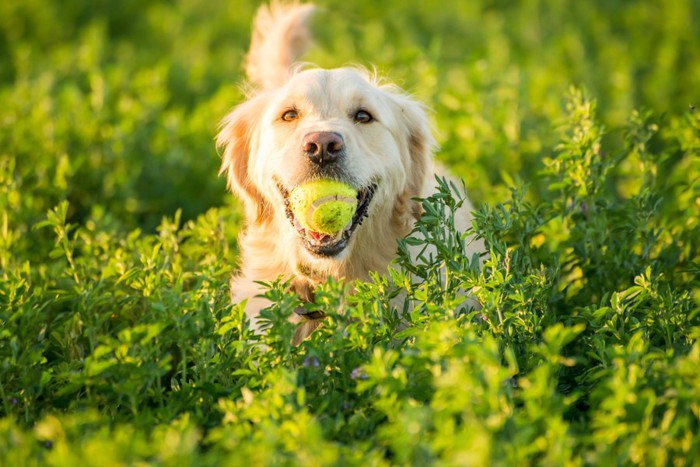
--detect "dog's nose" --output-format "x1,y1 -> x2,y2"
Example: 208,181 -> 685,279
303,132 -> 344,166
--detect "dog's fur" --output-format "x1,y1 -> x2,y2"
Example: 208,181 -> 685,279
217,2 -> 483,342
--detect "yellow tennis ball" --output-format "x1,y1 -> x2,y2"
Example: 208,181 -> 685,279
289,180 -> 358,234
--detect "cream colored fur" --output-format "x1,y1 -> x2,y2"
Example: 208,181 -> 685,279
217,2 -> 483,343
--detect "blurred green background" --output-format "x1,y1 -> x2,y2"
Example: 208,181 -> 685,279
1,1 -> 699,463
2,0 -> 698,234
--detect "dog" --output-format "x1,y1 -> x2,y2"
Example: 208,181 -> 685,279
216,2 -> 483,343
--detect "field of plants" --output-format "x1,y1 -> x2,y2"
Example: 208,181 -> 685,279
1,0 -> 699,464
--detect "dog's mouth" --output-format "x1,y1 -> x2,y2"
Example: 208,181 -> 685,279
279,182 -> 377,257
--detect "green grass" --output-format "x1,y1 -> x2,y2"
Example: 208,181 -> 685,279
1,0 -> 699,464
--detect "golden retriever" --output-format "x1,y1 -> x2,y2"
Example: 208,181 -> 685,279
217,2 -> 483,342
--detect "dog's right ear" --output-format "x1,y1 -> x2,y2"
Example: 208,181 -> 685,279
216,95 -> 270,224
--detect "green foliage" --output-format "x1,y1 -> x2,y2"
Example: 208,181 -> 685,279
1,0 -> 699,465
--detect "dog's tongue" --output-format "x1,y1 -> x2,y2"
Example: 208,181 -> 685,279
292,217 -> 341,245
306,230 -> 332,243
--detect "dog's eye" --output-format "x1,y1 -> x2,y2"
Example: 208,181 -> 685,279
353,109 -> 373,124
281,109 -> 299,122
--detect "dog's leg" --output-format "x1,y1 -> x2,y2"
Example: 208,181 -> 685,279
230,276 -> 271,333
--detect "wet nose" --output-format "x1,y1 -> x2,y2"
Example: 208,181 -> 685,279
303,131 -> 345,166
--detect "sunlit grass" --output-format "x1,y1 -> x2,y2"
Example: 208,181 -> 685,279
1,0 -> 698,464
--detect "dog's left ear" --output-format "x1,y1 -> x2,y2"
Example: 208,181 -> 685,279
393,94 -> 436,220
216,94 -> 270,224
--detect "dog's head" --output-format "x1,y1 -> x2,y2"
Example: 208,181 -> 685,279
217,66 -> 434,264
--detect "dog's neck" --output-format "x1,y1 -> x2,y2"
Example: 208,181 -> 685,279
294,260 -> 330,285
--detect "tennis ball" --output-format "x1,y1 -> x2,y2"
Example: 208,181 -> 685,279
289,180 -> 358,235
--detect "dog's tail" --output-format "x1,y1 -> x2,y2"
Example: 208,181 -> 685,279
245,2 -> 315,91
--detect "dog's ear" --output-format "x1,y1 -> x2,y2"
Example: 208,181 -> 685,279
393,94 -> 436,220
217,95 -> 270,224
